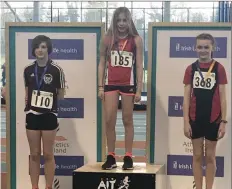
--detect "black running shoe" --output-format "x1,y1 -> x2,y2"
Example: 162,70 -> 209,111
122,156 -> 134,170
101,155 -> 117,170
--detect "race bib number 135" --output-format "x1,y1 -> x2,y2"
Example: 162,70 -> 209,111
111,50 -> 133,67
193,71 -> 216,90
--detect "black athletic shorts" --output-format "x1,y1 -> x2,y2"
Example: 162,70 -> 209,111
104,85 -> 136,94
189,118 -> 220,141
26,113 -> 58,131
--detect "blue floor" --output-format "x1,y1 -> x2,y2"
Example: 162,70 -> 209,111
116,111 -> 146,142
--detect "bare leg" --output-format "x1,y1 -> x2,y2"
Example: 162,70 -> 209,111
121,94 -> 134,154
42,130 -> 57,188
192,138 -> 204,189
104,91 -> 119,153
26,130 -> 42,189
205,139 -> 217,189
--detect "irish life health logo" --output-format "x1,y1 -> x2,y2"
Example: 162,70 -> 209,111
168,96 -> 183,117
40,156 -> 84,176
169,37 -> 227,58
57,98 -> 84,118
167,154 -> 224,177
28,39 -> 84,60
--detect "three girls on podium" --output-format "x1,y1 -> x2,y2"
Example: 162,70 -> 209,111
23,6 -> 227,189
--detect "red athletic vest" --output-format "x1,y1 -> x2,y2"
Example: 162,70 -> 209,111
105,36 -> 136,86
190,60 -> 220,123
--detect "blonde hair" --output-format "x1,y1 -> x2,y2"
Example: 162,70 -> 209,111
105,7 -> 139,59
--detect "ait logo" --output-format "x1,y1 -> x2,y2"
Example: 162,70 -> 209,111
53,178 -> 60,189
54,128 -> 69,154
97,176 -> 130,189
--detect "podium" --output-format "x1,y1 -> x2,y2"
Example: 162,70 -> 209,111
73,162 -> 166,189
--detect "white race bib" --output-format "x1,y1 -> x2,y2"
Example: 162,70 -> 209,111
193,71 -> 216,90
111,50 -> 133,67
31,90 -> 53,109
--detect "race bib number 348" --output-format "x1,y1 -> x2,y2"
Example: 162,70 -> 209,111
111,50 -> 133,67
193,71 -> 216,90
31,90 -> 53,109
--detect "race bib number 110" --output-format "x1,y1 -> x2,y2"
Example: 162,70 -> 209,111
31,90 -> 53,109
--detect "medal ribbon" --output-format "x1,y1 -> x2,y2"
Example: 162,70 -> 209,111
35,63 -> 48,95
196,60 -> 215,80
117,39 -> 128,56
121,40 -> 128,51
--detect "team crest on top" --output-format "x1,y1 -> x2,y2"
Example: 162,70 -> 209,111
43,74 -> 53,84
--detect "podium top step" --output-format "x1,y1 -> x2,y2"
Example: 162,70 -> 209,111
74,162 -> 164,174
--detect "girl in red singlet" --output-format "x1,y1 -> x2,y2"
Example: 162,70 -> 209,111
183,33 -> 227,189
98,7 -> 143,170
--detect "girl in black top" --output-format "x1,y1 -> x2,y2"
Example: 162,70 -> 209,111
24,35 -> 65,189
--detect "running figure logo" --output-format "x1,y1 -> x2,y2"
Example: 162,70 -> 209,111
118,176 -> 130,189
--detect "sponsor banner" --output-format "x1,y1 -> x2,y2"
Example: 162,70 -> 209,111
28,39 -> 84,60
39,156 -> 84,176
167,154 -> 224,177
169,37 -> 227,58
57,98 -> 84,118
168,96 -> 183,117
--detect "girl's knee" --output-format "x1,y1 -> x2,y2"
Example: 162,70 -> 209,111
122,115 -> 133,127
43,153 -> 54,161
30,151 -> 41,161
